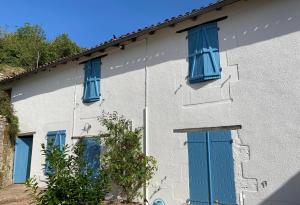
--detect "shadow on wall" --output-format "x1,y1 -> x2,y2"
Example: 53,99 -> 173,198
219,0 -> 300,52
101,30 -> 187,79
259,172 -> 300,205
11,63 -> 79,102
10,0 -> 300,102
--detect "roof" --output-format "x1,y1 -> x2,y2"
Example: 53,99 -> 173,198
0,0 -> 240,84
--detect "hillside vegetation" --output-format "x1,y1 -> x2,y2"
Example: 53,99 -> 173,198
0,23 -> 83,77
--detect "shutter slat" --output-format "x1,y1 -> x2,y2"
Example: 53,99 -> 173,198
187,132 -> 210,204
83,61 -> 91,101
210,130 -> 236,205
202,24 -> 220,79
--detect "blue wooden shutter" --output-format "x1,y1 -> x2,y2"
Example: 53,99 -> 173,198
210,130 -> 236,205
187,130 -> 236,205
83,58 -> 101,102
83,138 -> 101,179
188,26 -> 204,83
45,130 -> 66,174
188,22 -> 221,83
55,130 -> 66,150
187,132 -> 210,204
83,61 -> 92,101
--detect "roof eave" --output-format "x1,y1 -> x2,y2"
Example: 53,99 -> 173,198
0,0 -> 241,85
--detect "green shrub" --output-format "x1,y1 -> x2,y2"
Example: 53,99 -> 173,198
0,91 -> 19,139
26,139 -> 110,205
99,112 -> 157,202
26,112 -> 157,204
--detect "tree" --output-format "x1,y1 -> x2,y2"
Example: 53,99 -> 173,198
0,23 -> 83,71
99,112 -> 157,203
50,33 -> 83,60
0,23 -> 47,68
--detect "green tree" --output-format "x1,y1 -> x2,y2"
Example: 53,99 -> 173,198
16,23 -> 48,68
99,112 -> 157,202
0,23 -> 47,68
0,23 -> 83,71
50,33 -> 83,60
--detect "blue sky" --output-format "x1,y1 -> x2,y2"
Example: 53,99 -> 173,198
0,0 -> 216,48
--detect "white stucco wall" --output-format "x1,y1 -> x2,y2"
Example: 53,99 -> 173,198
3,0 -> 300,204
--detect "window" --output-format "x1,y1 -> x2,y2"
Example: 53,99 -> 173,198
45,130 -> 66,174
188,22 -> 221,83
83,58 -> 101,103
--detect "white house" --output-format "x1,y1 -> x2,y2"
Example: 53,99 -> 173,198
1,0 -> 300,204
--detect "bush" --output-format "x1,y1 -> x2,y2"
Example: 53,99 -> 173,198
99,112 -> 157,203
0,91 -> 19,139
26,112 -> 157,204
26,139 -> 110,205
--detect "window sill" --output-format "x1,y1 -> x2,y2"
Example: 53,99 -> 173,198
82,97 -> 100,103
189,75 -> 221,84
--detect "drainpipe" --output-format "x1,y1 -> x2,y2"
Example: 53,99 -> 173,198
71,62 -> 78,145
143,37 -> 149,205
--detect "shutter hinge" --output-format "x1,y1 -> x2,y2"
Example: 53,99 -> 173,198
217,27 -> 220,31
220,67 -> 222,72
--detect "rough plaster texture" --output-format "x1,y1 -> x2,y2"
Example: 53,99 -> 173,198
0,117 -> 14,188
1,0 -> 300,204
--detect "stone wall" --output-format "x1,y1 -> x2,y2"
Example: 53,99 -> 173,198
0,116 -> 14,188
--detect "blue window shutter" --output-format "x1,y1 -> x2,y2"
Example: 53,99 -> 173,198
55,130 -> 66,151
45,130 -> 66,174
91,59 -> 101,100
83,61 -> 92,101
47,134 -> 56,147
188,22 -> 221,83
187,130 -> 236,205
83,58 -> 101,102
187,131 -> 210,204
83,138 -> 101,179
202,23 -> 221,80
188,26 -> 204,82
210,130 -> 236,205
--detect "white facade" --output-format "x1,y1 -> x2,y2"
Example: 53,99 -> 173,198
2,0 -> 300,204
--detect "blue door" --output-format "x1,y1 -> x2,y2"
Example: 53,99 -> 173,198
187,130 -> 236,205
13,136 -> 33,183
